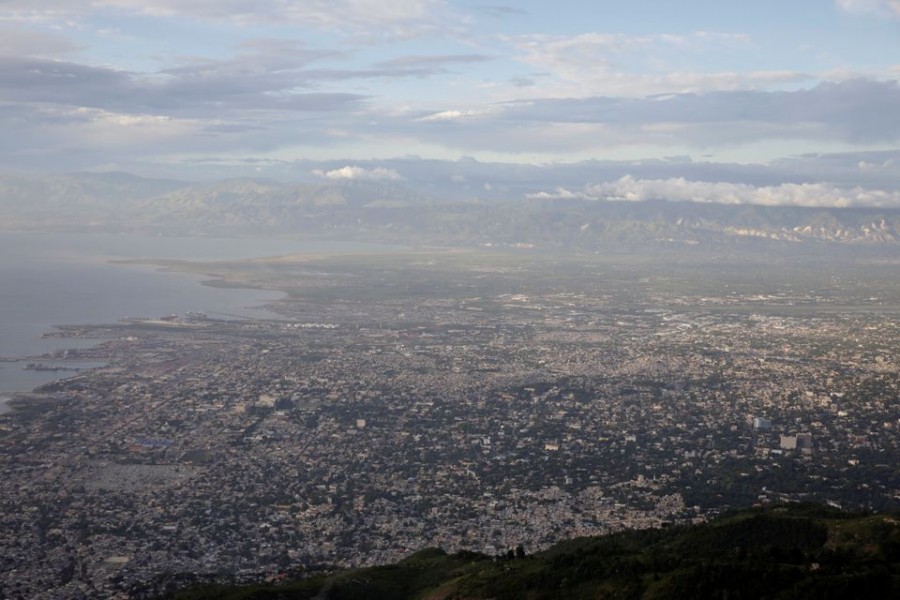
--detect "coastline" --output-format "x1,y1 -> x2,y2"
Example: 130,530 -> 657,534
0,234 -> 412,413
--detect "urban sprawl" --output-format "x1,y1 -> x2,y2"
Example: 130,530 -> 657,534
1,251 -> 898,599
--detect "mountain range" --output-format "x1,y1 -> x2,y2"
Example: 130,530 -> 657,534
2,172 -> 899,251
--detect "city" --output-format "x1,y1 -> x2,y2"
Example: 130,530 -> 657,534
1,249 -> 897,598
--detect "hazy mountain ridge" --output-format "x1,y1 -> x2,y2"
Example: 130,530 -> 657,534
0,171 -> 187,212
1,172 -> 898,248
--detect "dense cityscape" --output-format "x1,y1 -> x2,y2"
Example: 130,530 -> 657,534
1,250 -> 898,598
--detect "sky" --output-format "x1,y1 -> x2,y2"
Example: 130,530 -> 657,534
2,0 -> 900,206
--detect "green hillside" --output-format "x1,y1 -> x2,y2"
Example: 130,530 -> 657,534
169,504 -> 900,600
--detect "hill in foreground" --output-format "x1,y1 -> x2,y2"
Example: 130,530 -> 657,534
168,504 -> 900,600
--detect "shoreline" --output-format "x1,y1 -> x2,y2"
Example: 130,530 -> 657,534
0,233 -> 415,412
0,280 -> 285,416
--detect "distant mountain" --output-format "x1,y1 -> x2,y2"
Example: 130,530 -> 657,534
162,504 -> 900,600
0,171 -> 189,228
1,172 -> 899,250
134,178 -> 440,229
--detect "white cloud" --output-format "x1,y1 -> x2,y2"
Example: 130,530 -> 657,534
313,166 -> 404,180
836,0 -> 900,17
527,187 -> 585,200
858,158 -> 898,172
0,0 -> 447,37
527,175 -> 900,208
499,31 -> 779,98
59,107 -> 202,144
416,108 -> 493,122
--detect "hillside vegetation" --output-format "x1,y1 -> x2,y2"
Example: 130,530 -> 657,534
169,504 -> 900,600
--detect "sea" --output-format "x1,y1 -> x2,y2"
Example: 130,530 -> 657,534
0,231 -> 401,413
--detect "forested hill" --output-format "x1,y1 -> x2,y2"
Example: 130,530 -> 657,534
167,504 -> 900,600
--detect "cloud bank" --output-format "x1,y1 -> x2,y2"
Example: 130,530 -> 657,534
1,0 -> 898,211
528,176 -> 900,208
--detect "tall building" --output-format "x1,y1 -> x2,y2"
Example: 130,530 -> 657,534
753,417 -> 772,431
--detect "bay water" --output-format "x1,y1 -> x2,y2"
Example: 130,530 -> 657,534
0,232 -> 400,411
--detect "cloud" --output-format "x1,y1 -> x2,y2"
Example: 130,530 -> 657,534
0,27 -> 81,56
416,108 -> 497,122
0,57 -> 132,105
836,0 -> 900,17
302,54 -> 493,82
1,1 -> 897,181
0,102 -> 209,172
474,5 -> 530,17
527,175 -> 900,208
0,50 -> 371,125
403,79 -> 900,155
1,0 -> 449,39
313,166 -> 404,181
501,31 -> 764,98
0,36 -> 500,171
0,40 -> 495,125
373,53 -> 492,73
